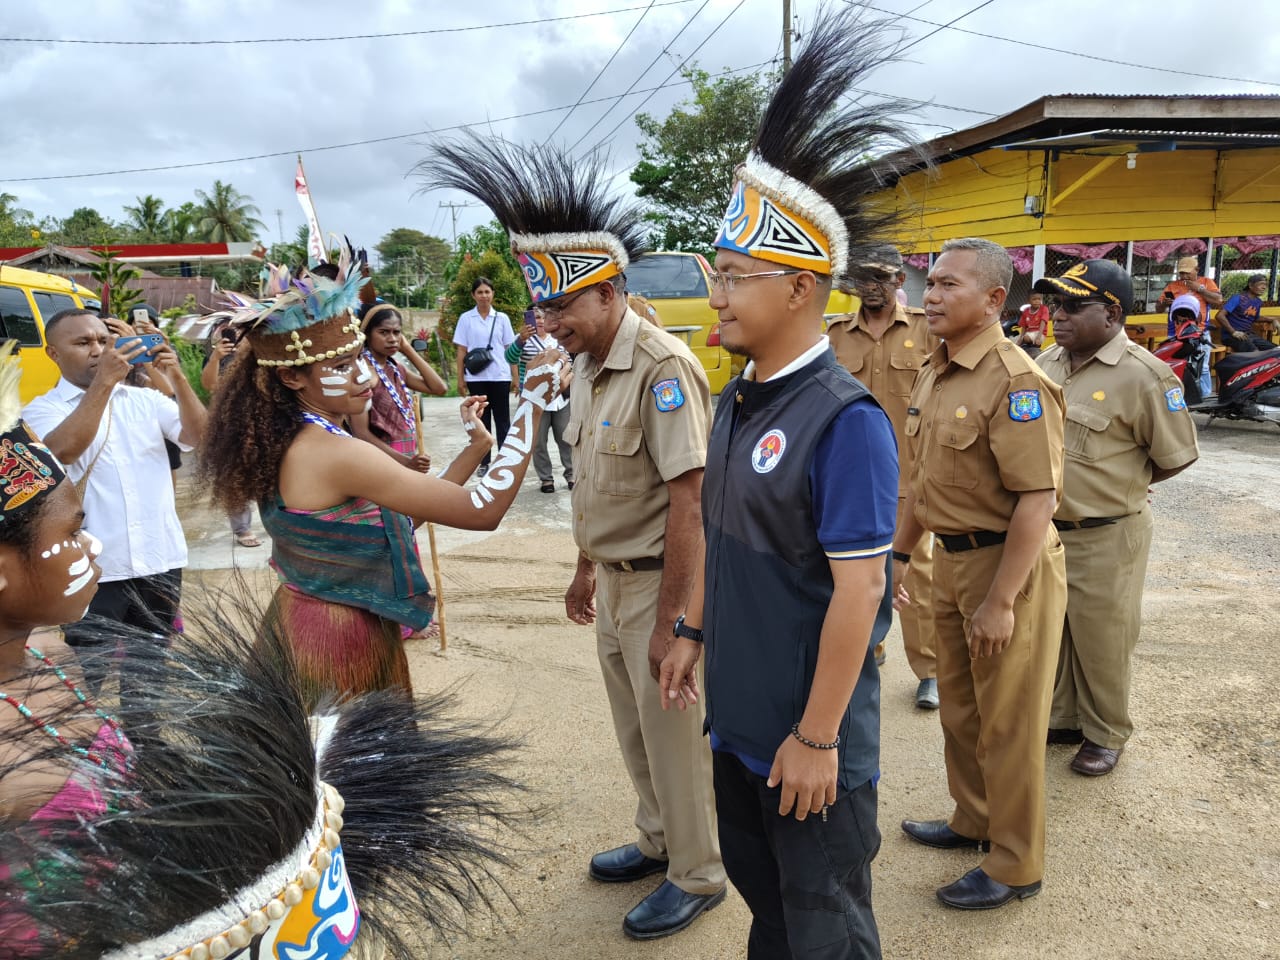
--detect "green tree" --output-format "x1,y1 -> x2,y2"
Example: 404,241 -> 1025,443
375,228 -> 451,277
440,222 -> 529,344
57,206 -> 121,245
89,247 -> 144,318
0,193 -> 41,246
164,201 -> 200,242
122,194 -> 168,242
630,67 -> 775,254
193,180 -> 265,243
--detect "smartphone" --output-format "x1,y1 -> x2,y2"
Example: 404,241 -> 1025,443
115,334 -> 165,364
131,308 -> 151,326
523,309 -> 537,329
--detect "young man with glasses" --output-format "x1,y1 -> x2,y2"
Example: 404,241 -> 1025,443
1034,260 -> 1199,776
891,237 -> 1068,911
827,245 -> 940,709
660,16 -> 900,956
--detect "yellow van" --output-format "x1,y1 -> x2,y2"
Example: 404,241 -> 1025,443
0,266 -> 101,403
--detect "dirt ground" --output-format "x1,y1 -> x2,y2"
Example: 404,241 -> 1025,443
181,401 -> 1280,959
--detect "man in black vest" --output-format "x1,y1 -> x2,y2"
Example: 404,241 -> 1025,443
659,15 -> 901,958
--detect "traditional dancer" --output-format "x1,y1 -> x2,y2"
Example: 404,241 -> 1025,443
201,254 -> 567,706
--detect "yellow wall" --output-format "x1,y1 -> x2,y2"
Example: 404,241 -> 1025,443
885,146 -> 1280,253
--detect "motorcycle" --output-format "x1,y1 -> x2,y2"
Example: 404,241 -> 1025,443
1153,319 -> 1280,427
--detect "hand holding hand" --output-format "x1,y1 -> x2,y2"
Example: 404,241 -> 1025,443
522,349 -> 571,408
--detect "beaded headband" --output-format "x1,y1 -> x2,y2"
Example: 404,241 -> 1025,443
509,230 -> 629,304
0,341 -> 66,515
714,158 -> 848,277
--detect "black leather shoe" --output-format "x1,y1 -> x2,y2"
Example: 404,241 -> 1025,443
902,819 -> 990,852
936,867 -> 1041,910
588,843 -> 667,883
623,880 -> 726,940
1047,727 -> 1084,745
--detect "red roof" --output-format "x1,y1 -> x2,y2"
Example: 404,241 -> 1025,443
0,243 -> 247,260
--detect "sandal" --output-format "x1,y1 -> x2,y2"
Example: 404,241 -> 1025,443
540,482 -> 555,493
236,533 -> 263,548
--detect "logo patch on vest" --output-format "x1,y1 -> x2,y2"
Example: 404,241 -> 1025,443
651,378 -> 685,412
1008,389 -> 1042,422
752,429 -> 787,474
1165,386 -> 1187,411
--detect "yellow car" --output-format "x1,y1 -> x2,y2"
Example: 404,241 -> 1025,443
0,266 -> 102,403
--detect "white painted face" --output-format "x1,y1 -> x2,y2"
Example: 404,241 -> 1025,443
354,357 -> 373,386
41,530 -> 102,600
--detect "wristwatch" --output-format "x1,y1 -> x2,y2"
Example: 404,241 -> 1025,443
673,614 -> 704,643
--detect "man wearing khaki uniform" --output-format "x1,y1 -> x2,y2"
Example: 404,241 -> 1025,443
1034,260 -> 1199,776
828,244 -> 939,709
891,238 -> 1068,910
560,292 -> 726,939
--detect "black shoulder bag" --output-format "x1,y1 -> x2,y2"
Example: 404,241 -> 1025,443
463,313 -> 500,376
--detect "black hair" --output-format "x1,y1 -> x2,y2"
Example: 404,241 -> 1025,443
748,8 -> 925,278
0,491 -> 52,556
415,134 -> 647,265
44,307 -> 98,340
310,262 -> 341,281
471,275 -> 494,293
358,300 -> 401,331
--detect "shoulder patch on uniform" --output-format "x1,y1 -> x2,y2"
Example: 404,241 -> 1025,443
752,429 -> 787,473
651,378 -> 685,412
1165,386 -> 1187,412
1008,389 -> 1043,421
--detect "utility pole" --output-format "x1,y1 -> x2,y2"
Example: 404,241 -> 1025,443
275,208 -> 284,243
782,0 -> 792,74
438,200 -> 480,244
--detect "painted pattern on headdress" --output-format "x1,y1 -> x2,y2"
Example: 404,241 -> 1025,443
517,250 -> 620,303
713,180 -> 833,272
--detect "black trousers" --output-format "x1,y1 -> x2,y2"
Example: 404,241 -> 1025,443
63,569 -> 182,703
468,380 -> 511,466
1224,333 -> 1274,352
714,751 -> 882,960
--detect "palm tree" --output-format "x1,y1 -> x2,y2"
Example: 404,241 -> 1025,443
122,194 -> 167,242
164,201 -> 199,243
193,180 -> 265,243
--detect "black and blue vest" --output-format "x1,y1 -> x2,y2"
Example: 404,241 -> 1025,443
702,348 -> 890,791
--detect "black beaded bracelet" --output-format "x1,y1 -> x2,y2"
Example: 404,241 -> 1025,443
791,723 -> 840,750
891,550 -> 911,564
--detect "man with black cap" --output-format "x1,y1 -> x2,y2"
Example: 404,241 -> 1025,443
827,244 -> 939,709
1034,260 -> 1199,776
1215,274 -> 1277,352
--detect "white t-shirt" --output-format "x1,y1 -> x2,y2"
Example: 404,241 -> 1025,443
453,307 -> 515,382
23,379 -> 191,582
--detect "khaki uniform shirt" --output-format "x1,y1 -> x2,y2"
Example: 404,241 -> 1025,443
906,322 -> 1065,536
1037,331 -> 1200,521
828,303 -> 935,494
566,308 -> 711,564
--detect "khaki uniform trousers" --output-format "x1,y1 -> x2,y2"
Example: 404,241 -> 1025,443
897,497 -> 937,680
933,528 -> 1066,887
1051,508 -> 1153,750
595,565 -> 725,895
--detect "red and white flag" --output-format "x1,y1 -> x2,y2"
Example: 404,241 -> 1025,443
295,155 -> 326,266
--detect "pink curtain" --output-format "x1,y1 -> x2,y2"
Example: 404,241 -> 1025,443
1214,235 -> 1280,255
1048,242 -> 1122,260
1007,247 -> 1034,274
1130,238 -> 1206,261
904,253 -> 930,270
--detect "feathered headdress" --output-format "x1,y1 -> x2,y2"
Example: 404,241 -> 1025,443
0,590 -> 522,959
0,339 -> 66,516
415,134 -> 647,303
229,239 -> 370,368
713,8 -> 921,284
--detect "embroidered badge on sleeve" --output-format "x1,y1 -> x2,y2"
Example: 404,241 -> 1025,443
1008,389 -> 1043,422
651,378 -> 686,412
1165,386 -> 1187,411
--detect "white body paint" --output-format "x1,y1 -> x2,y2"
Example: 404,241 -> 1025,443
319,373 -> 348,398
469,400 -> 535,509
354,357 -> 373,385
43,531 -> 102,597
64,555 -> 94,597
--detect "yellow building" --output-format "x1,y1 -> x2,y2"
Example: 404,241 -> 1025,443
880,94 -> 1280,331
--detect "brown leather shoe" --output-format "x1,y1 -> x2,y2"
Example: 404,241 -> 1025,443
1071,739 -> 1122,776
1047,727 -> 1084,745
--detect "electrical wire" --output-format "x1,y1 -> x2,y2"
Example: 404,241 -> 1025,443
895,0 -> 996,55
0,1 -> 698,46
0,59 -> 775,184
566,0 -> 711,154
852,1 -> 1280,89
849,86 -> 996,116
587,0 -> 749,153
546,0 -> 656,142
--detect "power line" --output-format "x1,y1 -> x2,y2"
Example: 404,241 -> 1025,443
589,0 -> 749,153
0,60 -> 775,185
0,1 -> 698,46
849,87 -> 996,116
852,1 -> 1280,89
567,0 -> 711,154
547,1 -> 657,142
895,0 -> 996,55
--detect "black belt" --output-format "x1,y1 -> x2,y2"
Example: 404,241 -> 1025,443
1053,516 -> 1123,531
936,530 -> 1007,552
603,557 -> 665,573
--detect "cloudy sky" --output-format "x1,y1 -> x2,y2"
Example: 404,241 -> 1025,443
4,0 -> 1279,263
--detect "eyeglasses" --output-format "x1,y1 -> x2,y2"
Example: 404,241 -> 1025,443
707,269 -> 805,293
1048,297 -> 1112,315
538,287 -> 590,319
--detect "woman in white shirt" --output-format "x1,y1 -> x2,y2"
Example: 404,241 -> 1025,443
452,277 -> 517,476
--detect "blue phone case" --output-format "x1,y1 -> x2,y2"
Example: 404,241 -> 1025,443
116,334 -> 165,364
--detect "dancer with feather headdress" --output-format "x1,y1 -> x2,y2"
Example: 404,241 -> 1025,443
200,250 -> 568,707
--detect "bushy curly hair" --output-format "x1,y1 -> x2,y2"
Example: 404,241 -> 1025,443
199,347 -> 302,513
